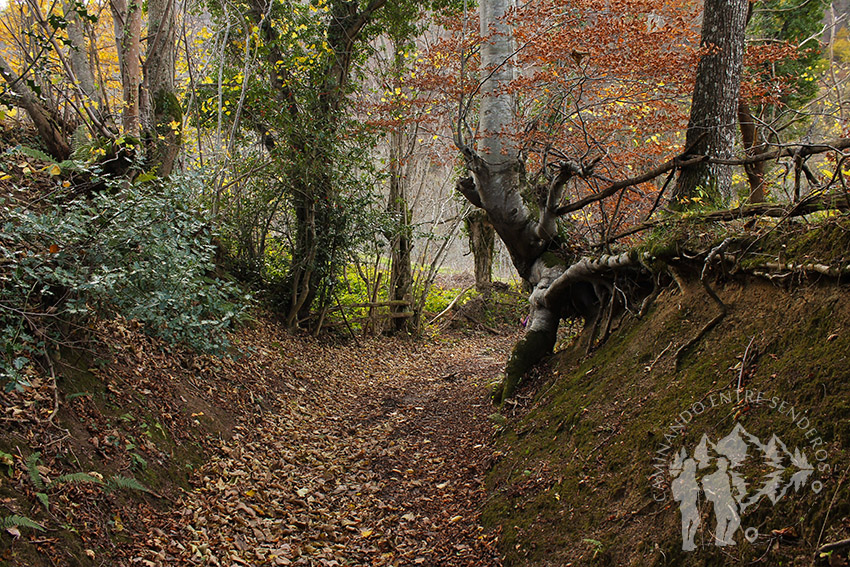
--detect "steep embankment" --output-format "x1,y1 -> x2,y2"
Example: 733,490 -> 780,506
483,223 -> 850,566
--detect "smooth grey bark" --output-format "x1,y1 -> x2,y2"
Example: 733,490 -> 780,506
673,0 -> 748,206
457,0 -> 573,404
458,0 -> 544,280
457,0 -> 651,404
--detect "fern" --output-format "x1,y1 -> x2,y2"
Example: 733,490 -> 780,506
25,452 -> 44,490
2,514 -> 45,532
9,145 -> 81,172
12,145 -> 55,164
106,474 -> 148,493
36,492 -> 49,511
50,472 -> 104,488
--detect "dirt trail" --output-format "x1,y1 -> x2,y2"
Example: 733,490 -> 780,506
125,330 -> 518,566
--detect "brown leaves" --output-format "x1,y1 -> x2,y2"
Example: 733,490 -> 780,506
105,319 -> 520,566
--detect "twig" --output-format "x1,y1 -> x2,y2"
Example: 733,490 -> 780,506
817,463 -> 850,552
737,335 -> 756,392
644,341 -> 672,373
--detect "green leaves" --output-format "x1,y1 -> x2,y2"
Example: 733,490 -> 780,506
2,514 -> 45,536
1,162 -> 250,390
105,474 -> 149,494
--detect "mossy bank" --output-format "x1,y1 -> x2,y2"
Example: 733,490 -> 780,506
483,271 -> 850,566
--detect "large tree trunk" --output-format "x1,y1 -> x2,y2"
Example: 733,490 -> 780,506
673,0 -> 748,206
144,0 -> 181,175
455,0 -> 569,405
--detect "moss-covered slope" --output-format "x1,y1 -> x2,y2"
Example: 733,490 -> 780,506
483,276 -> 850,566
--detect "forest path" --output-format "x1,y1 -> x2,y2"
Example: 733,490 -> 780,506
130,329 -> 519,566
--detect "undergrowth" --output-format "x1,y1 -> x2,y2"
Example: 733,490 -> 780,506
0,149 -> 250,391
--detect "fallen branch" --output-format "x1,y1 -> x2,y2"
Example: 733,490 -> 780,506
818,538 -> 850,554
761,261 -> 850,278
426,286 -> 472,327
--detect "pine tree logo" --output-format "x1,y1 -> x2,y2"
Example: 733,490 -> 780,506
669,424 -> 815,551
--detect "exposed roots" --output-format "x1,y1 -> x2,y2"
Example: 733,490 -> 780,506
673,240 -> 732,370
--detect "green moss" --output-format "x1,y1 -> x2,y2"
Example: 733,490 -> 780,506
154,91 -> 183,130
498,327 -> 558,405
540,251 -> 567,269
483,277 -> 850,566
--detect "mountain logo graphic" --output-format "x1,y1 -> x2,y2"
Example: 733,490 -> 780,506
669,423 -> 815,551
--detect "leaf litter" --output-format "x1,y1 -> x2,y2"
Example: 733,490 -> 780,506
109,319 -> 520,566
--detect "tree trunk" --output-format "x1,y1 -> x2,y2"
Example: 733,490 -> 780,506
454,0 -> 567,404
144,0 -> 181,175
465,209 -> 495,292
112,0 -> 142,137
65,1 -> 107,128
0,54 -> 71,160
738,101 -> 766,203
276,0 -> 386,325
387,125 -> 414,332
673,0 -> 748,206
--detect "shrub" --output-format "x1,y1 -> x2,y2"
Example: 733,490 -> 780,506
0,167 -> 250,391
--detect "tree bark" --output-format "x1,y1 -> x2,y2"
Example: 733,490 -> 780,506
387,124 -> 414,332
112,0 -> 142,137
144,0 -> 181,175
65,1 -> 105,121
673,0 -> 748,206
0,54 -> 71,160
455,0 -> 572,404
737,101 -> 766,203
465,209 -> 495,292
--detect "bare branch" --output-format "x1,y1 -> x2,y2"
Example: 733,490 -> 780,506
554,155 -> 704,216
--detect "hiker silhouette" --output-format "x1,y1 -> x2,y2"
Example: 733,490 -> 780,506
700,456 -> 740,546
670,449 -> 700,551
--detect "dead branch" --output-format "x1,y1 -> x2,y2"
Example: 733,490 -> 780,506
760,261 -> 850,277
818,538 -> 850,554
427,286 -> 473,327
554,156 -> 704,216
710,137 -> 850,166
554,137 -> 850,220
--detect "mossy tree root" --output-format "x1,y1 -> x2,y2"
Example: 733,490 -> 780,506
496,326 -> 558,406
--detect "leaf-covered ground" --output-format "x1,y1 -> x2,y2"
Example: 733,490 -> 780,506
106,321 -> 519,566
